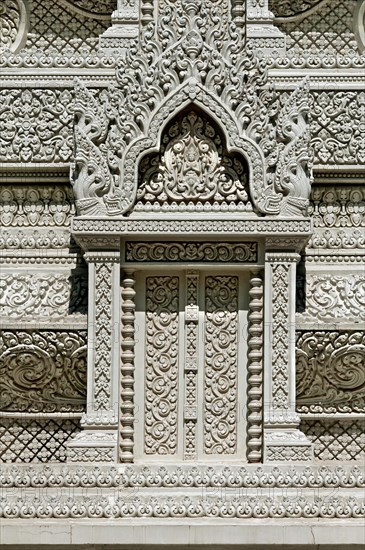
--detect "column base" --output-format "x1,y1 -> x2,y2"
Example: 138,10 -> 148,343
246,23 -> 286,56
263,428 -> 314,462
99,24 -> 139,53
66,431 -> 118,462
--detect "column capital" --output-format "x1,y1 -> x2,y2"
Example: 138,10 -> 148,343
84,250 -> 121,264
265,251 -> 301,264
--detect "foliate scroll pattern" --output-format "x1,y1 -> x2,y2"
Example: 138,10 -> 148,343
301,419 -> 365,461
204,276 -> 238,455
94,262 -> 113,411
0,330 -> 87,412
0,274 -> 87,319
308,186 -> 365,250
0,418 -> 80,463
271,263 -> 290,410
0,89 -> 74,164
126,242 -> 257,263
0,185 -> 76,227
184,272 -> 199,460
136,110 -> 251,212
145,277 -> 179,455
298,275 -> 365,322
296,331 -> 365,413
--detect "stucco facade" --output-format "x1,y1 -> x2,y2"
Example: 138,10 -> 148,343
0,1 -> 364,548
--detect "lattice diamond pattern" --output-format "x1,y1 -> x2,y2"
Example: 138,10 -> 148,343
26,0 -> 111,53
0,418 -> 80,463
278,0 -> 359,56
301,419 -> 365,460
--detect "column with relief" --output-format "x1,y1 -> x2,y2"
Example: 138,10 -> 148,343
263,251 -> 313,462
67,252 -> 120,462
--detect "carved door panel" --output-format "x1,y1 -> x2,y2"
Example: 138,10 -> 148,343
134,270 -> 248,462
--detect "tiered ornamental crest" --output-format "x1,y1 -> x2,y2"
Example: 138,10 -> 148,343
73,0 -> 313,218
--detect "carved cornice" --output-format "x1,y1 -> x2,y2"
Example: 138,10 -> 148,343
72,218 -> 312,237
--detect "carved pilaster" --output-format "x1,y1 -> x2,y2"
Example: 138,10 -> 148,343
247,270 -> 263,463
184,271 -> 199,460
119,270 -> 136,463
263,252 -> 313,462
67,252 -> 120,462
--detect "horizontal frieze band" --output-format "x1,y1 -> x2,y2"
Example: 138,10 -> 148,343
0,463 -> 363,489
72,218 -> 312,236
125,242 -> 258,263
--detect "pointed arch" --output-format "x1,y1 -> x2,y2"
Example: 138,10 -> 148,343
118,80 -> 279,215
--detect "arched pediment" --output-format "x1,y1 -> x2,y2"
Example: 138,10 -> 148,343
119,80 -> 278,216
133,107 -> 252,213
72,3 -> 312,218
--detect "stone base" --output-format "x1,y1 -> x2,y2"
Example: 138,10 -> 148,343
246,23 -> 286,56
99,24 -> 139,53
263,429 -> 314,462
1,519 -> 364,548
66,430 -> 118,462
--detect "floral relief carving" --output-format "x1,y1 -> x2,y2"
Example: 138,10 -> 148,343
125,242 -> 257,263
0,0 -> 27,53
25,0 -> 111,53
271,263 -> 291,410
0,418 -> 81,463
136,110 -> 250,212
269,0 -> 325,18
73,1 -> 312,217
184,271 -> 199,460
0,185 -> 76,227
301,419 -> 365,461
145,276 -> 179,455
0,229 -> 71,249
0,273 -> 87,319
311,91 -> 365,165
0,330 -> 87,412
296,331 -> 365,412
204,276 -> 239,455
0,89 -> 74,163
93,262 -> 114,411
308,185 -> 365,249
275,0 -> 360,58
298,275 -> 365,321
